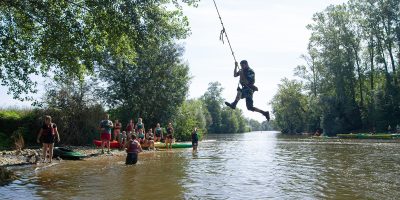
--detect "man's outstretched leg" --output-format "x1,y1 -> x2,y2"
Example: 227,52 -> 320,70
253,107 -> 270,121
225,88 -> 242,109
246,97 -> 270,121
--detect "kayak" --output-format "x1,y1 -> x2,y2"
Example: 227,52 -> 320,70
154,142 -> 192,149
311,135 -> 333,139
337,133 -> 399,139
93,140 -> 120,148
53,147 -> 86,160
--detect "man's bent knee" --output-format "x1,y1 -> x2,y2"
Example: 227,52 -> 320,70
247,107 -> 255,111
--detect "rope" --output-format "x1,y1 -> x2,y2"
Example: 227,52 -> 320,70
211,0 -> 262,93
212,0 -> 238,64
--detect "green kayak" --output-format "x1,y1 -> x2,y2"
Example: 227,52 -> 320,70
154,142 -> 192,149
337,133 -> 398,139
53,147 -> 86,160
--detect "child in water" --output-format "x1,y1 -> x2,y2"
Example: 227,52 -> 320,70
125,134 -> 142,165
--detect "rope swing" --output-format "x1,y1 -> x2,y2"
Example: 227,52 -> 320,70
212,0 -> 238,65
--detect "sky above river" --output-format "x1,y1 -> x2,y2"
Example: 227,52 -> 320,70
182,0 -> 347,121
0,0 -> 347,122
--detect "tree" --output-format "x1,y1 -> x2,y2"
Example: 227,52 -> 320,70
0,0 -> 199,100
202,82 -> 224,133
41,77 -> 104,145
173,99 -> 207,141
271,78 -> 307,134
97,43 -> 190,127
248,119 -> 261,131
286,0 -> 400,135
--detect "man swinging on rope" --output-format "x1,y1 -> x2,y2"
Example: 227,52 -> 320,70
225,60 -> 270,121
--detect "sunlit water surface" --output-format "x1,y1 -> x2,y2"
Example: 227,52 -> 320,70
1,131 -> 400,199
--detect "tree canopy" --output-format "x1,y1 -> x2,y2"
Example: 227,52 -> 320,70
0,0 -> 199,100
272,0 -> 400,135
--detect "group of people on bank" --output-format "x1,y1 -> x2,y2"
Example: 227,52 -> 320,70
35,114 -> 199,165
98,114 -> 176,153
99,114 -> 199,165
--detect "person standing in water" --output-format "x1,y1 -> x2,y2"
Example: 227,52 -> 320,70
125,134 -> 143,165
166,122 -> 174,150
36,115 -> 60,163
225,60 -> 270,121
99,114 -> 113,154
191,127 -> 199,153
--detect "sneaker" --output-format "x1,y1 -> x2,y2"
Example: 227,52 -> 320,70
263,111 -> 270,121
225,102 -> 236,109
101,150 -> 105,154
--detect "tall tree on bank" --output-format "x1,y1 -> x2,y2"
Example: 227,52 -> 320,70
97,43 -> 190,126
271,78 -> 307,134
202,82 -> 224,133
307,4 -> 362,135
0,0 -> 199,101
274,0 -> 400,135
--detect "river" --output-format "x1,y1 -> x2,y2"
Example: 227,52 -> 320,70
1,131 -> 400,199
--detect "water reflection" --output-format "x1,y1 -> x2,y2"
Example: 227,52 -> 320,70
1,132 -> 400,199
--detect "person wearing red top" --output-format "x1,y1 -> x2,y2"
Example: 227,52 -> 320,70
125,134 -> 142,165
126,119 -> 134,138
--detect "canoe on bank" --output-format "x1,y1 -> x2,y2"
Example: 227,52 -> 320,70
311,136 -> 334,139
154,142 -> 192,149
53,147 -> 86,160
93,140 -> 120,148
337,133 -> 400,139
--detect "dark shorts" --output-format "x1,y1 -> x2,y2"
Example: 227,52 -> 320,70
126,153 -> 138,165
192,141 -> 198,146
167,134 -> 173,139
240,87 -> 254,110
42,134 -> 55,144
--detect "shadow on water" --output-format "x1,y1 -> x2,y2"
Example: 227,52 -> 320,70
1,131 -> 400,199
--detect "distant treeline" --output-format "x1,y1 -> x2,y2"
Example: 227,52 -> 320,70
0,81 -> 271,149
271,0 -> 400,135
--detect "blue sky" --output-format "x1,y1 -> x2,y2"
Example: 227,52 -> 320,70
0,0 -> 347,122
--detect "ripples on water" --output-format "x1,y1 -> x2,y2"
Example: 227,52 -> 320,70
1,132 -> 400,199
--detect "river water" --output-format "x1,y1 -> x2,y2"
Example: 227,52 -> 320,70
1,131 -> 400,199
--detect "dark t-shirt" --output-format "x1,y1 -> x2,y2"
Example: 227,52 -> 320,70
192,132 -> 198,143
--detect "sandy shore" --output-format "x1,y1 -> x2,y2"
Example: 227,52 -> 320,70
0,146 -> 127,167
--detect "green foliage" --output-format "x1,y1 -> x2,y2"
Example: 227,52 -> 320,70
202,82 -> 224,133
274,0 -> 400,135
173,100 -> 205,141
271,78 -> 308,134
41,78 -> 105,145
0,109 -> 34,148
200,81 -> 254,134
0,0 -> 199,101
248,119 -> 261,131
0,132 -> 11,149
97,43 -> 190,128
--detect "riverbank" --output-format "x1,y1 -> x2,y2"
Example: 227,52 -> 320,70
0,146 -> 127,167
